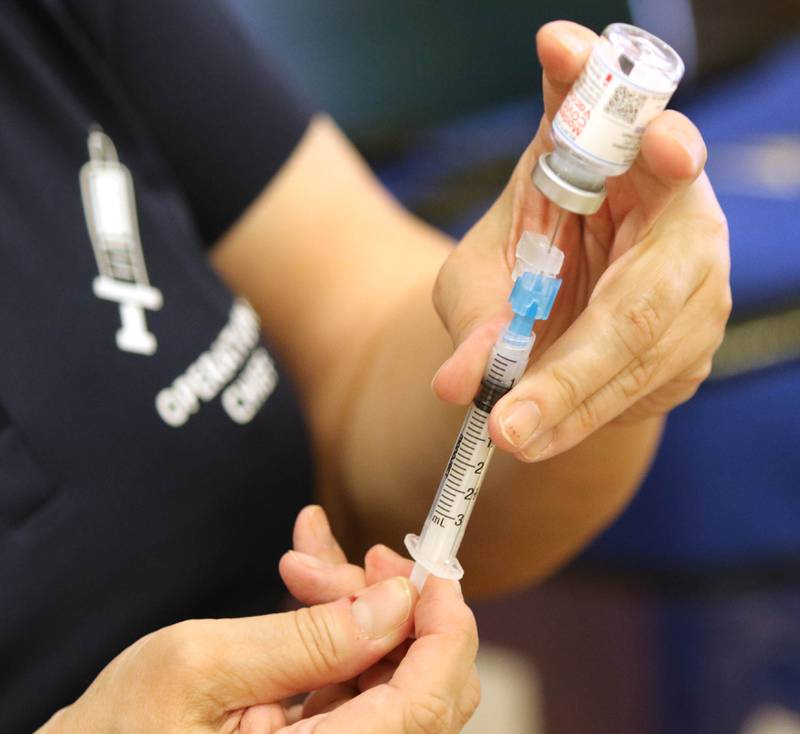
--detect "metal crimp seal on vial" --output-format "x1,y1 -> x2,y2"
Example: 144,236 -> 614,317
532,152 -> 607,216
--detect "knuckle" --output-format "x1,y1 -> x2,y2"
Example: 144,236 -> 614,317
293,605 -> 342,676
711,325 -> 727,353
670,361 -> 712,401
675,381 -> 703,406
158,620 -> 219,680
548,363 -> 582,412
697,211 -> 731,273
457,669 -> 482,726
406,691 -> 454,734
432,264 -> 449,318
693,201 -> 729,244
711,208 -> 730,242
718,285 -> 733,323
617,352 -> 660,399
686,359 -> 714,385
573,398 -> 602,435
615,291 -> 665,354
696,360 -> 714,382
445,626 -> 479,662
432,246 -> 472,327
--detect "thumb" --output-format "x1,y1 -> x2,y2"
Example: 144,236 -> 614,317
208,577 -> 416,708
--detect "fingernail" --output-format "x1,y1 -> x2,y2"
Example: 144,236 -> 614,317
288,550 -> 328,569
670,126 -> 706,171
499,401 -> 542,448
520,429 -> 555,462
430,357 -> 452,394
554,28 -> 586,55
351,577 -> 413,640
309,506 -> 336,549
430,366 -> 443,393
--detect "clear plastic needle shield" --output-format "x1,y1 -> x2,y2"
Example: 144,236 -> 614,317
406,233 -> 564,589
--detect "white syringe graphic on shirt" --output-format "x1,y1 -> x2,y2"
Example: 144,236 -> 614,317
80,127 -> 163,355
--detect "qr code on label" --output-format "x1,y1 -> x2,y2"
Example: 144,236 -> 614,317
604,86 -> 647,125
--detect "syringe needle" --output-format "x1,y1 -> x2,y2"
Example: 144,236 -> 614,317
549,207 -> 565,250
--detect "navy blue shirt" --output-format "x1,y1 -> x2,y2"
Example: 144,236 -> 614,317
0,2 -> 314,730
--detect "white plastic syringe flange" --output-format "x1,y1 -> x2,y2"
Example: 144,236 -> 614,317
404,533 -> 464,581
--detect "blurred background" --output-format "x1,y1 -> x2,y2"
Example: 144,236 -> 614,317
226,1 -> 800,732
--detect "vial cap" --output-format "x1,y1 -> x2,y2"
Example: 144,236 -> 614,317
532,153 -> 607,215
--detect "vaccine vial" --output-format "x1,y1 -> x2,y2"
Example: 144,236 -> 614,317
533,23 -> 685,214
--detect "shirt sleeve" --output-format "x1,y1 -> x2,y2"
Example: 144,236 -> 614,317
64,0 -> 314,244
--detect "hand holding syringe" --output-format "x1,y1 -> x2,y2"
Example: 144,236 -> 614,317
406,22 -> 686,589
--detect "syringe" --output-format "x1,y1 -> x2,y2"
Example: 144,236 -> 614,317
406,231 -> 565,590
405,22 -> 684,590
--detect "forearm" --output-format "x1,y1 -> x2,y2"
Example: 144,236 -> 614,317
210,116 -> 666,596
344,272 -> 663,596
35,706 -> 77,734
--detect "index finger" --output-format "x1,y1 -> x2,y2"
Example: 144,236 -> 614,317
536,21 -> 598,121
489,238 -> 695,454
280,505 -> 367,605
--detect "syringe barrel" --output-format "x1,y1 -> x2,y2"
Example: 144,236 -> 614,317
405,331 -> 533,580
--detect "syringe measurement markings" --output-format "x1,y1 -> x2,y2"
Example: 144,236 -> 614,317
452,457 -> 475,470
442,481 -> 466,496
436,407 -> 491,532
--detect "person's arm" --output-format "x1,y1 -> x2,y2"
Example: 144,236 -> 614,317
210,116 -> 653,595
68,0 -> 727,594
211,24 -> 730,596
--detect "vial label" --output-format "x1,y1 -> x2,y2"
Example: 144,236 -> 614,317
552,46 -> 675,170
